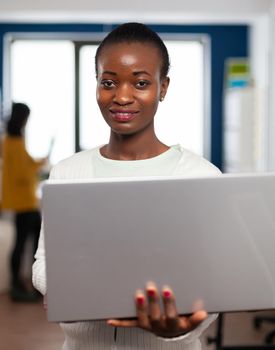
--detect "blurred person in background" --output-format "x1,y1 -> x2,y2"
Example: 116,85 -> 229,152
1,102 -> 47,302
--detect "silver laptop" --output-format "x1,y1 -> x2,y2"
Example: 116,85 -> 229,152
42,173 -> 275,322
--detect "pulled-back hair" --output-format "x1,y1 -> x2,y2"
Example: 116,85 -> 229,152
6,103 -> 30,136
95,22 -> 170,79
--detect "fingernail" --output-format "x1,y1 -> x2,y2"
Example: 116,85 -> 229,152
163,290 -> 171,298
147,289 -> 156,297
136,295 -> 144,306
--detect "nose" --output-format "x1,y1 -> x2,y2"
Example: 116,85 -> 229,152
113,83 -> 134,105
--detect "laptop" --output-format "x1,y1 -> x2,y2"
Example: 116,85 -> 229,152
42,173 -> 275,322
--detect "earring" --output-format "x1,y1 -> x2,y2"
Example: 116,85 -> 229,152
160,96 -> 164,102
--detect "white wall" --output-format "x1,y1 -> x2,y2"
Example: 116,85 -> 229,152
267,1 -> 275,170
0,218 -> 14,293
250,15 -> 271,170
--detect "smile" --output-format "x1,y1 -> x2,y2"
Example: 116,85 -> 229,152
110,110 -> 138,122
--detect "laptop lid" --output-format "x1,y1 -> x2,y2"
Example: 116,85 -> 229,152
42,174 -> 275,322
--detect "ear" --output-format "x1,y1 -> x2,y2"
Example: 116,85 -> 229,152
160,77 -> 170,101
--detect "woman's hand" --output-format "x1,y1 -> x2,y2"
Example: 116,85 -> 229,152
107,282 -> 208,338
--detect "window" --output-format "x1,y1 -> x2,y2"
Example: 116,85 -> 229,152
10,40 -> 75,165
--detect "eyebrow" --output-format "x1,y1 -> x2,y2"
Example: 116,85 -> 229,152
133,71 -> 151,77
101,70 -> 152,77
102,70 -> 117,76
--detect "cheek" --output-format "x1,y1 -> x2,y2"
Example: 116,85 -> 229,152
96,89 -> 109,108
147,101 -> 160,117
138,89 -> 159,105
96,88 -> 101,105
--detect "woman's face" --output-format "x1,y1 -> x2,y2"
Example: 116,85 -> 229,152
96,42 -> 169,137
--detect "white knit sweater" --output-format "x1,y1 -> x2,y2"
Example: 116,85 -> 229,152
33,145 -> 220,350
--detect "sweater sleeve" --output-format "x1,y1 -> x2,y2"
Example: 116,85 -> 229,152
32,165 -> 60,295
32,222 -> 47,295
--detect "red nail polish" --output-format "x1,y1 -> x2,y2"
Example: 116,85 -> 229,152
147,289 -> 155,297
163,290 -> 171,298
136,295 -> 144,306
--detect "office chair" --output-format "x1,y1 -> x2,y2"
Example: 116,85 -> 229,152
207,313 -> 275,350
254,315 -> 275,345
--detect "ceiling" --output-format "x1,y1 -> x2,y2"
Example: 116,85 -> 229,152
0,0 -> 273,23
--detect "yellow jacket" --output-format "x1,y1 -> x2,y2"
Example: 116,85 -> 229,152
1,135 -> 43,212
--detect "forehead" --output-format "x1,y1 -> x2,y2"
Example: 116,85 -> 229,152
97,42 -> 161,74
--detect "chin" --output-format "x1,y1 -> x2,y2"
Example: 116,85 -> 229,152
108,122 -> 136,135
112,128 -> 137,136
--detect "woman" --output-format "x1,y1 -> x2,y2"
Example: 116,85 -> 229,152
2,102 -> 46,301
33,23 -> 220,349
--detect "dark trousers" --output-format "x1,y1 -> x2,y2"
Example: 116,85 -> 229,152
10,210 -> 41,287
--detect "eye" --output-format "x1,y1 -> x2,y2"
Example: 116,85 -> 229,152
101,80 -> 115,89
136,80 -> 150,89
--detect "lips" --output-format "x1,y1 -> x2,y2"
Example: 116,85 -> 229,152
109,109 -> 138,122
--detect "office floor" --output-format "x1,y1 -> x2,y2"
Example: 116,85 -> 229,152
0,293 -> 63,350
1,291 -> 275,350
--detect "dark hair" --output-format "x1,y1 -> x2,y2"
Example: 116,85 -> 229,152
95,22 -> 170,79
6,103 -> 30,136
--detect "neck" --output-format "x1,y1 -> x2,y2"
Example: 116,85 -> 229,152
101,130 -> 169,161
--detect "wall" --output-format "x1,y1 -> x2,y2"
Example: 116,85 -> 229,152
268,2 -> 275,170
0,217 -> 13,292
250,15 -> 270,170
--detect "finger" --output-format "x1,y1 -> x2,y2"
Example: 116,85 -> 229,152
179,310 -> 208,331
107,319 -> 138,327
135,290 -> 151,329
179,316 -> 192,330
189,310 -> 208,326
162,286 -> 179,329
146,282 -> 162,330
